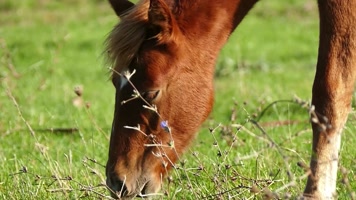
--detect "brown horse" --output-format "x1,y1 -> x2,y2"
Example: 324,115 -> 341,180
105,0 -> 356,199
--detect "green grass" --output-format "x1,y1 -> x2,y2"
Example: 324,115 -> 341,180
1,0 -> 355,199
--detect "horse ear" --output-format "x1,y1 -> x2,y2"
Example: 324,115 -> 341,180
109,0 -> 135,17
148,0 -> 177,43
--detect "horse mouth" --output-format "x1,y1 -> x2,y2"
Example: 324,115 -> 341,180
136,181 -> 161,199
136,181 -> 150,198
107,181 -> 151,199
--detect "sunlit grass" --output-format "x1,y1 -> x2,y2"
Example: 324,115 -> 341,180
1,0 -> 355,199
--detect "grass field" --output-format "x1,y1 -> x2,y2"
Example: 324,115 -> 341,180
1,0 -> 355,199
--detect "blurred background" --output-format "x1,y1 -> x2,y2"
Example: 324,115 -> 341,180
1,0 -> 354,199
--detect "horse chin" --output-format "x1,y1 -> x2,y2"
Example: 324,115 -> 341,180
108,188 -> 139,200
107,177 -> 161,199
139,180 -> 161,199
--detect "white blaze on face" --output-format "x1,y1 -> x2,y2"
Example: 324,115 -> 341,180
120,77 -> 128,90
119,69 -> 136,91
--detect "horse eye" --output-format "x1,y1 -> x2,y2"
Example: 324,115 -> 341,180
141,90 -> 160,102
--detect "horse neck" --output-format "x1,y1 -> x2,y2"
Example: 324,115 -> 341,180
174,0 -> 258,62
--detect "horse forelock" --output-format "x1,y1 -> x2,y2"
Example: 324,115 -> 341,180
105,0 -> 150,75
106,0 -> 185,78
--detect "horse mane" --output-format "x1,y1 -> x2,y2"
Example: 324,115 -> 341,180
105,0 -> 150,74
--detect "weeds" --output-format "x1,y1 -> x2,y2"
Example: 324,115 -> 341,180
4,67 -> 355,199
1,1 -> 355,199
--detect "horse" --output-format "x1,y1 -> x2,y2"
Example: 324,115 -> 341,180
104,0 -> 356,199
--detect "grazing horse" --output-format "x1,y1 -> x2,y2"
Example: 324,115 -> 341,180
105,0 -> 356,199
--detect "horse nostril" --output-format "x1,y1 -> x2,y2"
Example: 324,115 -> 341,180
106,176 -> 128,198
